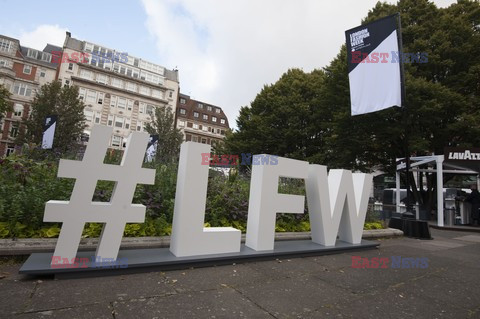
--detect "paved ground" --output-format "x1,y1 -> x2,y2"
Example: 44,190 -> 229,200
0,228 -> 479,319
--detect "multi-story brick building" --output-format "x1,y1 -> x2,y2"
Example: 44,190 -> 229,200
0,35 -> 58,156
56,32 -> 180,149
175,94 -> 230,146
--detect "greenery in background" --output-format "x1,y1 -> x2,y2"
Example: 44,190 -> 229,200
224,0 -> 480,214
0,84 -> 12,122
21,81 -> 86,155
145,104 -> 183,164
0,154 -> 385,239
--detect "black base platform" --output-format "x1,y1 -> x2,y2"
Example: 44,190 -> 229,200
19,239 -> 379,279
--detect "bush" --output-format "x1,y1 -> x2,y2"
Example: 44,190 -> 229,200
0,154 -> 381,238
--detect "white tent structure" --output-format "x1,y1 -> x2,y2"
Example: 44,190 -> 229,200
396,155 -> 479,227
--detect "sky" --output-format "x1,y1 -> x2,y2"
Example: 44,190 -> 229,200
0,0 -> 456,129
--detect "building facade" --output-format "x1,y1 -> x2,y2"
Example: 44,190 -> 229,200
175,94 -> 230,146
56,32 -> 180,149
0,35 -> 58,156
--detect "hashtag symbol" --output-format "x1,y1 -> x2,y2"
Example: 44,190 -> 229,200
44,125 -> 155,264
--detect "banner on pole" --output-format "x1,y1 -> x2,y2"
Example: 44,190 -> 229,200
345,14 -> 403,116
42,115 -> 57,149
146,134 -> 158,162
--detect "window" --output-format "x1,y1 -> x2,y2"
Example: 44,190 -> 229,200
86,90 -> 96,104
139,102 -> 145,114
13,83 -> 32,97
216,108 -> 221,113
107,115 -> 114,126
120,66 -> 126,75
187,122 -> 193,128
84,110 -> 94,122
193,123 -> 199,130
27,49 -> 38,59
80,69 -> 93,80
13,104 -> 23,117
68,63 -> 73,71
6,146 -> 15,156
97,92 -> 104,104
179,108 -> 186,115
94,112 -> 101,124
179,120 -> 185,127
125,118 -> 131,130
207,105 -> 212,111
127,99 -> 133,111
192,136 -> 199,142
41,52 -> 51,62
152,89 -> 162,99
193,112 -> 199,118
0,59 -> 8,67
202,125 -> 208,132
23,65 -> 32,74
198,103 -> 203,109
221,130 -> 226,135
112,135 -> 122,147
125,82 -> 136,92
115,116 -> 124,128
202,114 -> 208,120
139,86 -> 149,95
117,97 -> 126,109
212,116 -> 217,122
112,78 -> 123,88
110,95 -> 117,107
0,38 -> 12,52
169,91 -> 173,98
96,74 -> 107,84
180,98 -> 186,104
79,88 -> 86,100
40,70 -> 46,77
9,122 -> 19,138
146,104 -> 154,116
64,79 -> 70,86
220,119 -> 226,124
137,121 -> 143,131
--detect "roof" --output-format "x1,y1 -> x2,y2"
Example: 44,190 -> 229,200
19,45 -> 58,69
176,94 -> 230,129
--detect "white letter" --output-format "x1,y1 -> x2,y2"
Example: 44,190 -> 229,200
306,165 -> 372,246
170,142 -> 241,257
245,155 -> 308,251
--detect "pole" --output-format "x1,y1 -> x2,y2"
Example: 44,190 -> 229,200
396,13 -> 412,214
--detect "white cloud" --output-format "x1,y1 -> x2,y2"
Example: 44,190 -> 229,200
17,24 -> 68,51
141,0 -> 456,128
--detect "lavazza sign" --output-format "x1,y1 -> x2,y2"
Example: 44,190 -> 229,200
21,126 -> 375,274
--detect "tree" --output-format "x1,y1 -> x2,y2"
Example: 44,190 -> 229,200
24,81 -> 86,154
145,104 -> 183,164
224,69 -> 326,161
224,0 -> 480,213
0,84 -> 12,121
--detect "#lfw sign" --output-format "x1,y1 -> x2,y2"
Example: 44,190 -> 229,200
45,126 -> 373,265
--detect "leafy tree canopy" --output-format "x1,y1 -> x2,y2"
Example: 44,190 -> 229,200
23,81 -> 86,155
225,0 -> 480,174
145,104 -> 184,164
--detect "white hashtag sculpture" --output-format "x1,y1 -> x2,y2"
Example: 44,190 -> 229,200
44,125 -> 155,265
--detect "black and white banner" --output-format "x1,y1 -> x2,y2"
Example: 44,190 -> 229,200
146,135 -> 159,162
345,14 -> 403,115
42,115 -> 57,149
